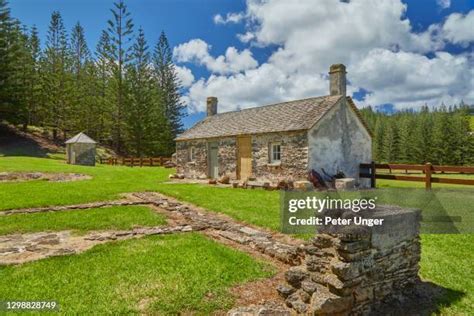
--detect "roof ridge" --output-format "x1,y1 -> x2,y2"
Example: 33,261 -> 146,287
209,95 -> 332,118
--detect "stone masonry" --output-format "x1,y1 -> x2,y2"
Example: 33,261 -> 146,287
252,131 -> 308,183
176,131 -> 308,182
277,206 -> 421,315
176,139 -> 209,179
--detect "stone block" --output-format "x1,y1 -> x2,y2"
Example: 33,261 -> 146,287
334,178 -> 355,190
293,180 -> 313,191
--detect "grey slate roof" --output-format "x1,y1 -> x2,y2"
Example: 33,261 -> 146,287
65,132 -> 97,144
176,95 -> 343,141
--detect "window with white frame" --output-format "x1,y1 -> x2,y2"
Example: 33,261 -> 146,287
270,142 -> 281,163
189,146 -> 195,162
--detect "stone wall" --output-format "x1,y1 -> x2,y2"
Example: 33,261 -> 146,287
176,132 -> 308,182
176,137 -> 237,179
176,139 -> 208,179
66,143 -> 96,166
252,131 -> 308,182
278,206 -> 421,315
218,137 -> 237,179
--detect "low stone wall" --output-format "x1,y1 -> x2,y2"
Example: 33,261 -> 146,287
278,206 -> 421,315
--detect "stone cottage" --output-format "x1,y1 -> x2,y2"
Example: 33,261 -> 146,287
176,64 -> 372,186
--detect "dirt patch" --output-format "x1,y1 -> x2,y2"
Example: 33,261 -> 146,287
231,273 -> 286,307
0,171 -> 91,183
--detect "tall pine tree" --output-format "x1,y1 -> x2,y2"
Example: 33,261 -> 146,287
153,31 -> 185,155
42,11 -> 72,140
106,0 -> 134,153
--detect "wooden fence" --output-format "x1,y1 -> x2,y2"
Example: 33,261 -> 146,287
360,162 -> 474,190
99,157 -> 172,167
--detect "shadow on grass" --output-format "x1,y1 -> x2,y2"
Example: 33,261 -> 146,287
371,280 -> 465,315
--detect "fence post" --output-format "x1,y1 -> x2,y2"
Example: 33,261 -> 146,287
160,157 -> 163,166
140,157 -> 143,167
425,162 -> 432,190
370,161 -> 376,189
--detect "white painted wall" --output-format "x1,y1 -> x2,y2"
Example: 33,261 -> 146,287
308,99 -> 372,187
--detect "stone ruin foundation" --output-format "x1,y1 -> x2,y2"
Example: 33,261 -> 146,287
277,206 -> 422,315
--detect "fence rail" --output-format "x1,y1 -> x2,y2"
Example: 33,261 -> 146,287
360,162 -> 474,190
99,157 -> 172,167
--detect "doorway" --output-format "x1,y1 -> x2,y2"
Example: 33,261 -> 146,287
208,142 -> 219,178
237,136 -> 252,180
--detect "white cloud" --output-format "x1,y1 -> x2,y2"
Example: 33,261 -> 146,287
436,0 -> 451,9
175,65 -> 195,88
237,32 -> 255,43
442,10 -> 474,45
177,0 -> 473,114
351,49 -> 472,109
186,64 -> 329,113
213,12 -> 245,25
173,39 -> 258,75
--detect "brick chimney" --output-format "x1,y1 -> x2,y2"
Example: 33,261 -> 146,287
207,96 -> 218,117
329,64 -> 346,96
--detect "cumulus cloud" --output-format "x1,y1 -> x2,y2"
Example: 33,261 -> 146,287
442,10 -> 474,45
177,0 -> 473,113
175,65 -> 195,88
436,0 -> 451,9
213,12 -> 245,25
351,49 -> 472,109
237,32 -> 255,43
173,39 -> 258,74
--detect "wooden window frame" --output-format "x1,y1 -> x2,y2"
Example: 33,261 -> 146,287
189,146 -> 196,162
270,142 -> 281,163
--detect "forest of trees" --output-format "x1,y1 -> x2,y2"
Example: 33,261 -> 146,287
360,104 -> 474,166
0,0 -> 185,156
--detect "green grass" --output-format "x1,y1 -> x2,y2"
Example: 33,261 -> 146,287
0,205 -> 167,235
1,156 -> 473,314
156,184 -> 281,231
0,156 -> 173,210
421,235 -> 474,315
470,116 -> 474,131
0,233 -> 274,314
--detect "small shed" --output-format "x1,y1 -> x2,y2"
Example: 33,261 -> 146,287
65,132 -> 97,166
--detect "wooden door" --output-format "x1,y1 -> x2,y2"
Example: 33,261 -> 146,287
237,136 -> 252,180
208,142 -> 219,178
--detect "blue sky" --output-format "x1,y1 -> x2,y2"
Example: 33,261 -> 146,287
9,0 -> 474,128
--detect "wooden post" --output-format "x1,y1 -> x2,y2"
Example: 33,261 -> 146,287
160,157 -> 163,166
150,158 -> 153,167
140,157 -> 143,167
370,161 -> 376,189
425,162 -> 432,190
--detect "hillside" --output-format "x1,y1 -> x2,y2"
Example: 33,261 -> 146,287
0,124 -> 63,157
470,116 -> 474,131
0,123 -> 115,159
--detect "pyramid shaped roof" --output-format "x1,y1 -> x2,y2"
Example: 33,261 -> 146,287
65,132 -> 96,144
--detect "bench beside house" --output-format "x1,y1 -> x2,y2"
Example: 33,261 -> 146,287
175,64 -> 372,187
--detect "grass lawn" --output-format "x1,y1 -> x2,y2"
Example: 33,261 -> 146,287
157,184 -> 281,231
1,156 -> 473,314
421,235 -> 474,314
0,205 -> 167,235
0,233 -> 274,314
0,156 -> 173,210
